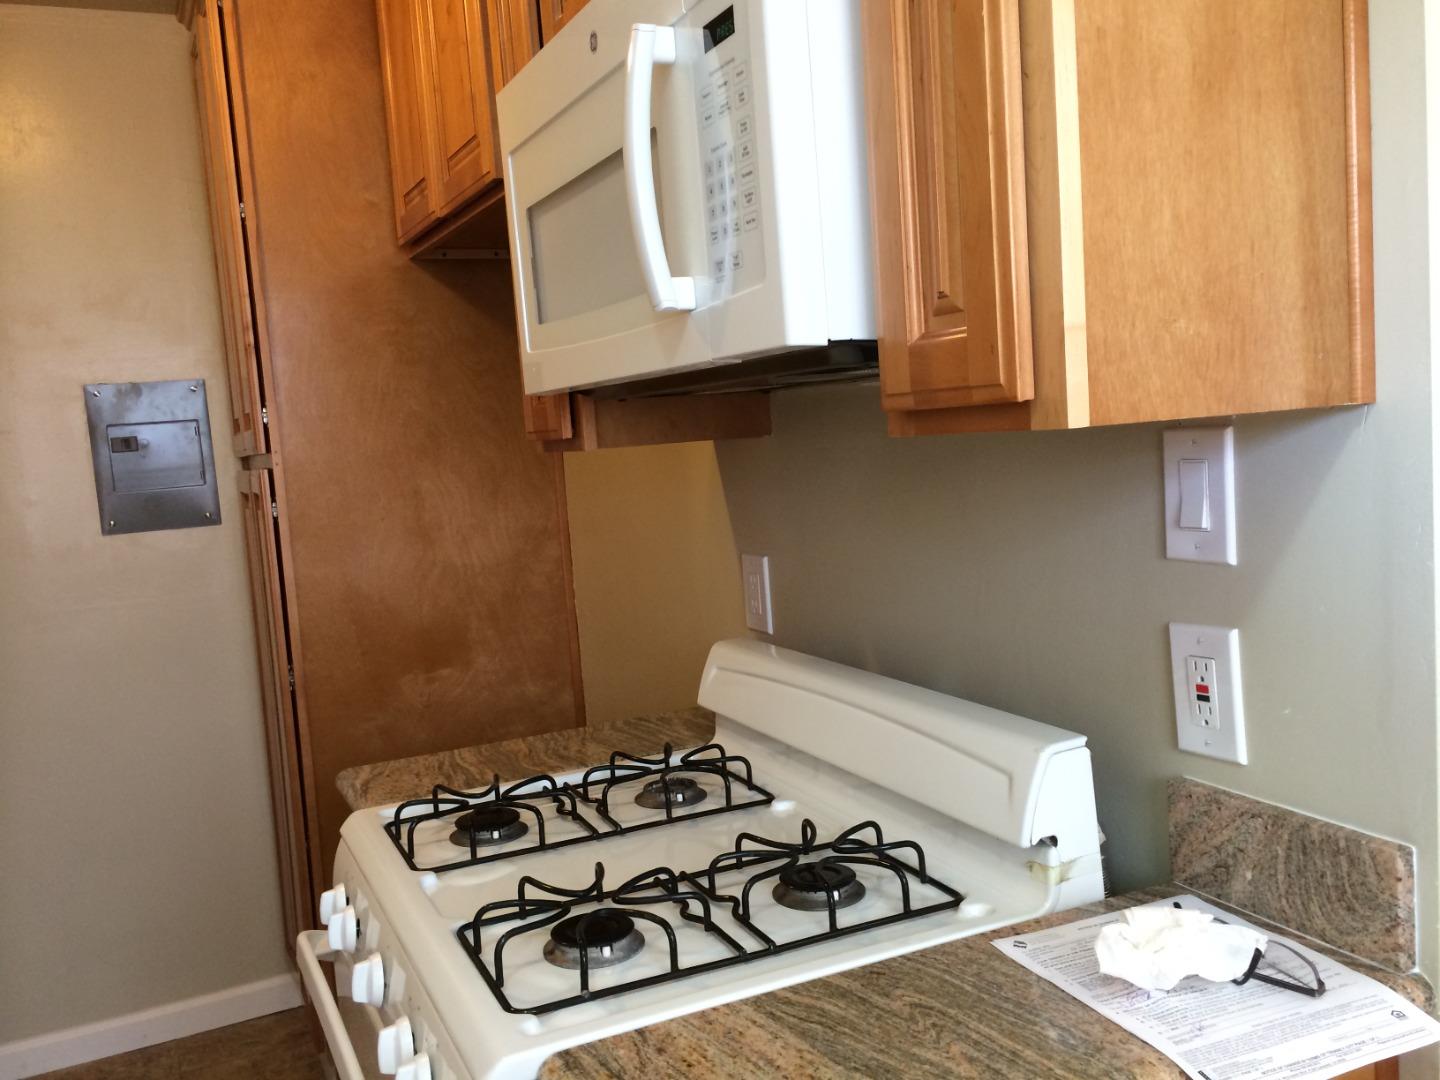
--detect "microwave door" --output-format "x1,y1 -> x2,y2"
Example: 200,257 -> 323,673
500,3 -> 714,395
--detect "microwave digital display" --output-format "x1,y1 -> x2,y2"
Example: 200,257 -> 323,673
703,6 -> 736,52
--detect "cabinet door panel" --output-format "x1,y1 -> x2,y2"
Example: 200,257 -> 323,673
194,0 -> 264,454
865,0 -> 1032,413
377,0 -> 440,241
1075,0 -> 1364,425
419,0 -> 500,213
485,0 -> 541,89
538,0 -> 588,44
524,393 -> 573,442
238,469 -> 315,946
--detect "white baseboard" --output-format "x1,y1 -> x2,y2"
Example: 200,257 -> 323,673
0,972 -> 303,1080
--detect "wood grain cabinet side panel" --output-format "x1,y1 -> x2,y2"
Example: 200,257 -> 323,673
377,0 -> 441,242
418,0 -> 501,215
1076,0 -> 1372,425
226,0 -> 585,871
864,0 -> 1033,414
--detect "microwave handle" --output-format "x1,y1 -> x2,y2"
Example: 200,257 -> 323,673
624,24 -> 696,312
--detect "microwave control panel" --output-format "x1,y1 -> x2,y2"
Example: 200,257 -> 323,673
694,4 -> 764,294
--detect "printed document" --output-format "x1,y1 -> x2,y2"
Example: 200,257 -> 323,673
992,894 -> 1440,1079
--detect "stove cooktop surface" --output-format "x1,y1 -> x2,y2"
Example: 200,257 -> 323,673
358,728 -> 1029,1034
333,640 -> 1102,1080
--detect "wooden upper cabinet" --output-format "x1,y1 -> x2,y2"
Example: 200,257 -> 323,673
377,0 -> 439,241
416,0 -> 500,215
193,0 -> 265,455
871,0 -> 1374,437
865,0 -> 1033,416
376,0 -> 514,241
537,0 -> 589,45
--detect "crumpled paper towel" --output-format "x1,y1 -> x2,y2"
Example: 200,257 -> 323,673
1094,906 -> 1267,991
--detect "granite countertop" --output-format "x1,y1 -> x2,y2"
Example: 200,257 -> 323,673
337,711 -> 1433,1080
334,707 -> 717,810
542,885 -> 1432,1080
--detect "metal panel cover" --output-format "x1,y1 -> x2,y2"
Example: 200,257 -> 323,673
84,379 -> 222,535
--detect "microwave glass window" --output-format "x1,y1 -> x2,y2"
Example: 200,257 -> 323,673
529,140 -> 664,325
703,6 -> 736,53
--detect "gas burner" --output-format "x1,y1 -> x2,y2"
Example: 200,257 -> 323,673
458,822 -> 964,1015
771,859 -> 867,911
634,775 -> 709,810
542,908 -> 646,970
449,804 -> 529,848
386,744 -> 773,873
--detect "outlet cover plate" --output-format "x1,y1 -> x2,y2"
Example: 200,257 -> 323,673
1168,623 -> 1247,764
741,554 -> 773,634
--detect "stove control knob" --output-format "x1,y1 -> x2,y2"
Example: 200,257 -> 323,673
350,952 -> 386,1005
376,1016 -> 415,1075
327,905 -> 359,953
318,883 -> 347,926
396,1052 -> 432,1080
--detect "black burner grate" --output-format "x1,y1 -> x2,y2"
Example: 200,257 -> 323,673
455,819 -> 964,1015
383,742 -> 774,873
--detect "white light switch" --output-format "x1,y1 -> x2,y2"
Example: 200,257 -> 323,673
1163,427 -> 1236,564
1168,623 -> 1247,764
1177,459 -> 1210,530
741,554 -> 774,634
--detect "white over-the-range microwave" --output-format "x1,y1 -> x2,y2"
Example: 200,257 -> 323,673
497,0 -> 876,397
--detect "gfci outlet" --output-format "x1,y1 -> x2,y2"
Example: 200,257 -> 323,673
1167,623 -> 1247,764
740,554 -> 774,634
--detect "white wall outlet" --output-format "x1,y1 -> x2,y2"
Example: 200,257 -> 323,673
1163,427 -> 1237,565
741,554 -> 774,634
1168,623 -> 1246,764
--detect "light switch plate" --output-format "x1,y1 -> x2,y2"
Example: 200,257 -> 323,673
1163,427 -> 1236,565
741,554 -> 773,634
1168,623 -> 1247,764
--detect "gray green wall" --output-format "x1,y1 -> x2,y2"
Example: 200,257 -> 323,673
716,0 -> 1439,981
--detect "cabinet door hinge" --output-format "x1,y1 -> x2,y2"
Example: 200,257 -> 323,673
287,665 -> 296,691
270,500 -> 279,519
260,405 -> 268,425
238,201 -> 247,221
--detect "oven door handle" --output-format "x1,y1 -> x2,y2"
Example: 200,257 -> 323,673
624,23 -> 696,313
297,930 -> 366,1080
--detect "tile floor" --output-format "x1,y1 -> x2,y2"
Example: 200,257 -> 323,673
31,1008 -> 327,1080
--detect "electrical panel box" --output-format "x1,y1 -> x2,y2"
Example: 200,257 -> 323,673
84,380 -> 222,536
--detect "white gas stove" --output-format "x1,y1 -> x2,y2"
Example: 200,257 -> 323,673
299,640 -> 1103,1080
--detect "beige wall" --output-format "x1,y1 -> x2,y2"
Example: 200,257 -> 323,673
715,2 -> 1440,983
565,443 -> 748,726
0,4 -> 290,1044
